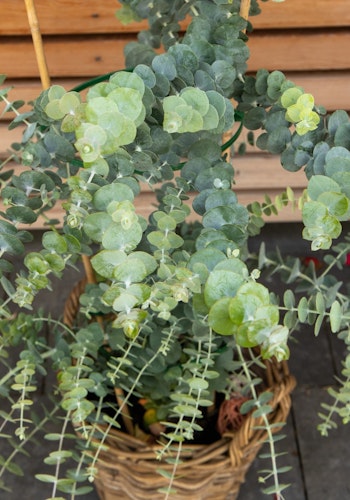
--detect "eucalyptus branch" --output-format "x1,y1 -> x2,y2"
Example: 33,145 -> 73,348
237,346 -> 286,500
84,324 -> 178,482
0,404 -> 60,485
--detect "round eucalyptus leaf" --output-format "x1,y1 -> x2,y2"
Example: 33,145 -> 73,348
147,230 -> 171,250
85,96 -> 119,123
48,85 -> 66,101
43,253 -> 65,273
318,192 -> 350,220
168,44 -> 199,73
150,126 -> 173,154
223,98 -> 236,130
244,107 -> 266,130
206,90 -> 226,118
59,92 -> 81,115
13,171 -> 56,192
181,158 -> 211,183
266,126 -> 291,154
109,70 -> 145,95
108,87 -> 144,121
267,71 -> 286,100
331,172 -> 350,198
202,205 -> 248,229
1,186 -> 28,206
156,214 -> 177,232
102,222 -> 143,251
180,88 -> 209,116
153,72 -> 171,97
0,219 -> 18,235
195,165 -> 233,191
114,258 -> 147,283
227,296 -> 246,326
24,253 -> 50,274
307,175 -> 341,201
204,270 -> 245,307
6,206 -> 37,224
91,249 -> 127,278
238,281 -> 270,305
129,251 -> 157,274
328,109 -> 349,136
255,69 -> 269,95
83,212 -> 113,242
0,233 -> 25,255
204,189 -> 238,211
188,140 -> 222,162
93,183 -> 134,211
192,189 -> 213,215
255,304 -> 280,325
152,53 -> 177,81
188,247 -> 226,273
194,228 -> 229,250
113,292 -> 139,312
86,82 -> 109,100
325,146 -> 350,177
211,60 -> 236,90
134,64 -> 157,88
202,104 -> 220,130
280,87 -> 303,109
334,123 -> 350,149
236,320 -> 265,348
214,257 -> 249,277
167,232 -> 184,249
127,283 -> 151,303
45,100 -> 65,120
42,232 -> 68,254
194,69 -> 216,91
98,112 -> 137,148
208,297 -> 236,336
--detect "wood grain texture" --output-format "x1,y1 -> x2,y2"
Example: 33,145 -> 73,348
253,0 -> 350,29
0,0 -> 349,35
1,29 -> 350,79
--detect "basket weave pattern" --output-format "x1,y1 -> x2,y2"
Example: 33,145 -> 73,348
64,280 -> 296,500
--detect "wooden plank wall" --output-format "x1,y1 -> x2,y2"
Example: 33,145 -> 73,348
1,0 -> 349,225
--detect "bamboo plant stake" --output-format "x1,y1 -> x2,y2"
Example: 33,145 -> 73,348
24,0 -> 51,90
222,0 -> 251,160
240,0 -> 252,32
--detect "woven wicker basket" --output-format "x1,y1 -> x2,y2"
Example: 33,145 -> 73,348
64,279 -> 296,500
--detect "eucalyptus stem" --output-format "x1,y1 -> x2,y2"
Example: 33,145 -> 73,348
0,153 -> 16,170
51,411 -> 71,499
0,405 -> 60,482
237,346 -> 285,500
85,326 -> 176,481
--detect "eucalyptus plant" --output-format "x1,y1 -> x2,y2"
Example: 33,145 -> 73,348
0,0 -> 350,499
